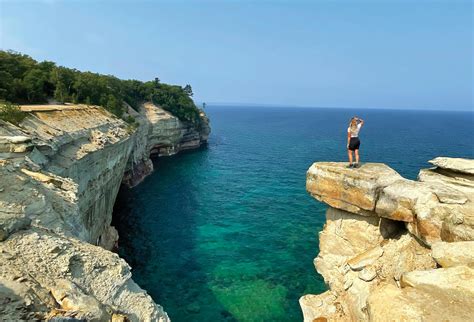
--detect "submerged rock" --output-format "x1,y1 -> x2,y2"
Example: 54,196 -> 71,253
185,302 -> 201,314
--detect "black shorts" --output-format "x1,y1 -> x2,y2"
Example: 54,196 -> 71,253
349,137 -> 360,151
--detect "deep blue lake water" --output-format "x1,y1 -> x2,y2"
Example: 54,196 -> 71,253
114,106 -> 473,321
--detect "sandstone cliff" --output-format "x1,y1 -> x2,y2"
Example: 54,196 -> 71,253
0,103 -> 209,321
301,158 -> 474,321
123,102 -> 210,187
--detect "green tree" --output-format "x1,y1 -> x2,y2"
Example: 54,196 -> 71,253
54,81 -> 68,103
22,69 -> 48,102
51,66 -> 75,99
183,84 -> 193,97
106,94 -> 123,117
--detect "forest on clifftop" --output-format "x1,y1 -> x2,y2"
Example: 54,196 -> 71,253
0,50 -> 202,125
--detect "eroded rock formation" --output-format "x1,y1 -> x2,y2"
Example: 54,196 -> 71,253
301,158 -> 474,321
123,103 -> 210,187
0,103 -> 209,321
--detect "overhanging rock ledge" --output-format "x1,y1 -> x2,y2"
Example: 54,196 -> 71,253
301,158 -> 474,321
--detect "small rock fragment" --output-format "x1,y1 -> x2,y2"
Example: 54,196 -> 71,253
343,277 -> 353,290
348,246 -> 384,271
358,267 -> 377,282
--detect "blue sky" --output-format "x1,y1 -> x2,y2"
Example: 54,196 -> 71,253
1,0 -> 472,110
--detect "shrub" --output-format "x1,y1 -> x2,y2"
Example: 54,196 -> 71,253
0,101 -> 26,125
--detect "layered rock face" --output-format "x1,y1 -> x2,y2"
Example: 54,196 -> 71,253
123,102 -> 210,187
0,103 -> 209,321
1,106 -> 132,249
301,158 -> 474,321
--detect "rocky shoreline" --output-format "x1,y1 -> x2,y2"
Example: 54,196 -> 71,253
301,157 -> 474,321
2,102 -> 473,321
0,103 -> 209,321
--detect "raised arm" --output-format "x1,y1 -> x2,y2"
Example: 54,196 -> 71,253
356,117 -> 364,127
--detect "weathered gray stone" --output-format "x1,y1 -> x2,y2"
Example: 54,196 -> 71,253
0,213 -> 31,241
1,228 -> 169,321
50,279 -> 110,321
5,135 -> 31,144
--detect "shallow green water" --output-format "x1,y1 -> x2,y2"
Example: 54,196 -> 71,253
114,107 -> 473,321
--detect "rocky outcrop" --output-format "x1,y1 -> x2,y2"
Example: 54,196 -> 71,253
1,228 -> 168,321
123,102 -> 210,187
301,158 -> 474,321
0,103 -> 209,321
307,161 -> 473,246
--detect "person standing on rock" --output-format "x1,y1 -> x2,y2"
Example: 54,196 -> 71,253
347,116 -> 364,168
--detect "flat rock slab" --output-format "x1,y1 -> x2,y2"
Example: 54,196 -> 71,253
307,162 -> 402,216
429,157 -> 474,175
400,266 -> 474,305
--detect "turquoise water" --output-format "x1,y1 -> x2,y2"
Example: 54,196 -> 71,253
114,107 -> 473,321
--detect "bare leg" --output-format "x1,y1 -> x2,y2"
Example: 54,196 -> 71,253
348,149 -> 353,164
355,149 -> 360,164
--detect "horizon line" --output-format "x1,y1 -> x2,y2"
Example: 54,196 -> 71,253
196,102 -> 474,112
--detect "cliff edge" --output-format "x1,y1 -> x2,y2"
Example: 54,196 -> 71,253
301,158 -> 474,321
0,103 -> 209,321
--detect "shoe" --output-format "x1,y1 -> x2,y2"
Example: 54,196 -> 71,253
354,163 -> 360,168
347,163 -> 353,168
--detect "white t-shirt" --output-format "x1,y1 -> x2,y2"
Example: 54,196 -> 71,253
347,123 -> 361,138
